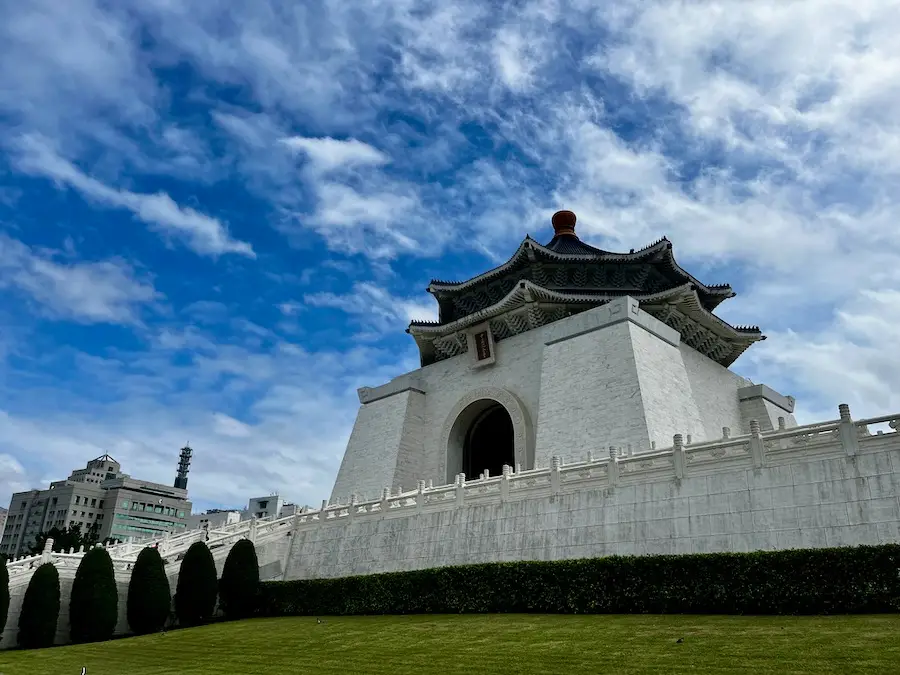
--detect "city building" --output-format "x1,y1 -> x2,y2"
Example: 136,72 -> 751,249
185,496 -> 306,531
0,508 -> 7,548
0,448 -> 193,559
186,508 -> 242,531
247,494 -> 283,520
278,503 -> 304,518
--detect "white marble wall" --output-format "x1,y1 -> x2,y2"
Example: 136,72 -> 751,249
284,414 -> 900,581
334,296 -> 773,499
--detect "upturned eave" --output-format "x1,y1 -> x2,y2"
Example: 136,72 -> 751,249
426,236 -> 734,310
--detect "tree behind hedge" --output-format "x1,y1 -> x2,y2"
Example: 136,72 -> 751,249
219,539 -> 260,620
69,547 -> 118,643
18,563 -> 60,649
0,558 -> 9,637
127,547 -> 171,635
174,541 -> 218,627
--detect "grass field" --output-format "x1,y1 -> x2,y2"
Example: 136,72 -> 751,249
1,614 -> 899,675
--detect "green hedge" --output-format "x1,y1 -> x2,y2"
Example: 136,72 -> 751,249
219,539 -> 260,620
174,541 -> 218,627
70,547 -> 119,643
259,545 -> 900,617
127,547 -> 172,635
18,563 -> 61,649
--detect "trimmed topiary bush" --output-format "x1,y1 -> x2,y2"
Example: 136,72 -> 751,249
69,547 -> 119,644
127,547 -> 171,635
174,541 -> 218,627
219,539 -> 260,620
0,557 -> 9,637
18,563 -> 61,649
259,544 -> 900,617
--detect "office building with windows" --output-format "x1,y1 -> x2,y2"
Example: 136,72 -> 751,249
0,448 -> 193,559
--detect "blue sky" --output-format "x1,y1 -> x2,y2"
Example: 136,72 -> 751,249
1,0 -> 899,513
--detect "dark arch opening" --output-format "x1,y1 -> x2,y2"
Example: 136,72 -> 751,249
463,403 -> 514,480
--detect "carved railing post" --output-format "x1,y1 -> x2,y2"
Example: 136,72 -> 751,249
673,434 -> 685,480
380,488 -> 390,514
348,494 -> 358,520
749,420 -> 765,468
607,447 -> 619,487
248,516 -> 258,543
455,473 -> 466,507
515,463 -> 521,474
41,538 -> 54,564
722,426 -> 730,439
778,416 -> 786,430
501,465 -> 511,501
319,499 -> 328,526
838,403 -> 860,457
416,480 -> 426,513
550,456 -> 562,493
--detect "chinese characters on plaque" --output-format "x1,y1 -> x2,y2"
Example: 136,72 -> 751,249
474,331 -> 492,361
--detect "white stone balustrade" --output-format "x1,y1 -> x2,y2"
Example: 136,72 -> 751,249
5,404 -> 900,606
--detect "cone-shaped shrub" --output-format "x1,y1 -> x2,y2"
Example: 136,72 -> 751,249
174,541 -> 218,627
219,539 -> 260,620
18,563 -> 60,649
70,546 -> 118,644
0,558 -> 9,636
127,547 -> 171,635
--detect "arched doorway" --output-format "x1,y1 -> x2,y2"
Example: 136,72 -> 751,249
463,403 -> 515,480
440,387 -> 533,484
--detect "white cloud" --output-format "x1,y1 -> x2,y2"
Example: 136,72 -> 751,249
212,413 -> 254,439
12,135 -> 255,259
280,136 -> 389,174
278,135 -> 428,259
0,338 -> 405,508
0,453 -> 28,506
3,0 -> 900,511
305,282 -> 438,337
0,234 -> 160,324
0,328 -> 410,510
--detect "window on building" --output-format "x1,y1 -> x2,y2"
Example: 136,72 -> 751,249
178,511 -> 185,518
259,501 -> 268,509
90,499 -> 96,507
75,496 -> 81,505
98,500 -> 104,509
155,506 -> 163,514
121,500 -> 129,509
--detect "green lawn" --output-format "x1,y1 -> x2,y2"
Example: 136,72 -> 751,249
1,614 -> 899,675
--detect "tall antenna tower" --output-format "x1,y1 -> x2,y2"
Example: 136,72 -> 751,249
175,444 -> 192,490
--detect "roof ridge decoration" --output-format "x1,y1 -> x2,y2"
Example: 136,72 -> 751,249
409,211 -> 761,367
